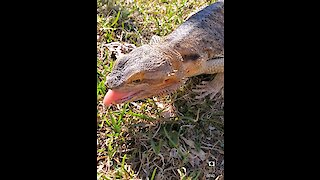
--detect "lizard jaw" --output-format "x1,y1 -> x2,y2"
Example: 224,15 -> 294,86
103,80 -> 185,106
103,89 -> 142,106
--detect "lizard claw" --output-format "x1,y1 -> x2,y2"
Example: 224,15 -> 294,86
192,73 -> 224,100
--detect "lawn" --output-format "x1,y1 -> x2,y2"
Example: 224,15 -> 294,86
97,0 -> 224,179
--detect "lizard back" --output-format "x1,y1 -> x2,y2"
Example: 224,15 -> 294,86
163,2 -> 224,61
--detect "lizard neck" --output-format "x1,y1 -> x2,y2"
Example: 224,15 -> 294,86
160,42 -> 207,78
183,61 -> 206,77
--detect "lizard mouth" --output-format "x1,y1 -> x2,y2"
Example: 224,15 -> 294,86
103,81 -> 184,106
103,89 -> 143,106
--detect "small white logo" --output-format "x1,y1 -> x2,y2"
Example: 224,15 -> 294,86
208,161 -> 215,167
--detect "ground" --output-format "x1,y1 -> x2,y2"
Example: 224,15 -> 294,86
97,0 -> 224,179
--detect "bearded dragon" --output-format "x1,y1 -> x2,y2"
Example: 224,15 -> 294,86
103,1 -> 224,106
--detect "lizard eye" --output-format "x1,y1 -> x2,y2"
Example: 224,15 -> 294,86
132,79 -> 141,83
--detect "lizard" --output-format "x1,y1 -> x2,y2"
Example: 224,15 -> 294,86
103,1 -> 224,106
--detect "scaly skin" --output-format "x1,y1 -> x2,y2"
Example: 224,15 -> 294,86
104,1 -> 224,105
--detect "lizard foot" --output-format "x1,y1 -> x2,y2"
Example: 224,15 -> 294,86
192,73 -> 224,100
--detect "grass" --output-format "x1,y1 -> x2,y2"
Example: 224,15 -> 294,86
97,0 -> 224,179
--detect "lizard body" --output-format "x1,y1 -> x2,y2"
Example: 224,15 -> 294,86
104,1 -> 224,106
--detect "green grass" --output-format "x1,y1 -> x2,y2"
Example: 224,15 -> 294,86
97,0 -> 223,179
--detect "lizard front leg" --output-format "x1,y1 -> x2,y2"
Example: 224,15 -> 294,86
193,73 -> 224,99
192,58 -> 224,100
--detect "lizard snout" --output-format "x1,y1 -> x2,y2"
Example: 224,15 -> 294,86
105,75 -> 120,89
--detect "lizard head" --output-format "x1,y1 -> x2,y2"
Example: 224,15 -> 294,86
103,45 -> 185,106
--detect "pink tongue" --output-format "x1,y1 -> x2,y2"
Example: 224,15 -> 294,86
103,90 -> 132,106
